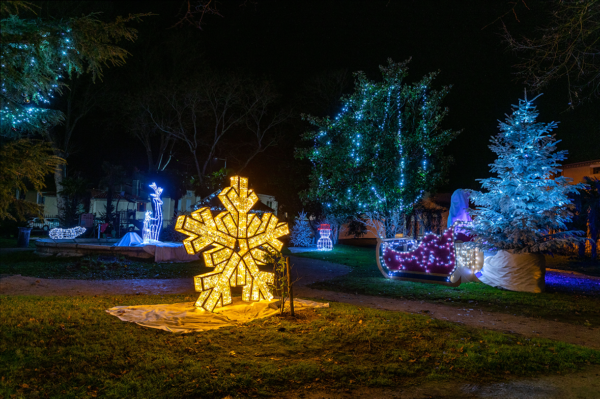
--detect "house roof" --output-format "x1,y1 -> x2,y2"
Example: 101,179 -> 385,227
194,191 -> 276,214
91,189 -> 145,202
562,159 -> 600,169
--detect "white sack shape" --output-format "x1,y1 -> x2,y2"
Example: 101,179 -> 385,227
447,189 -> 472,228
479,250 -> 545,293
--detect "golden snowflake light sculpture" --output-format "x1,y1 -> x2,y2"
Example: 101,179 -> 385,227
175,176 -> 289,312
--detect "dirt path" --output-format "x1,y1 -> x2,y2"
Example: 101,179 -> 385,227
286,365 -> 600,399
0,274 -> 196,296
289,257 -> 600,350
1,256 -> 598,350
2,257 -> 600,398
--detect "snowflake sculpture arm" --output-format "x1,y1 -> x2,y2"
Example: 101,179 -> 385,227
175,176 -> 289,312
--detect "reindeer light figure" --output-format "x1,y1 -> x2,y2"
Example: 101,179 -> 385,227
143,183 -> 163,243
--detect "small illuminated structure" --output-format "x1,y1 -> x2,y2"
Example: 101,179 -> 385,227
143,183 -> 163,243
455,243 -> 484,275
317,224 -> 333,251
49,226 -> 86,240
176,176 -> 289,312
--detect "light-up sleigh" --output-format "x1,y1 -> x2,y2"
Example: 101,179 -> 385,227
376,226 -> 483,287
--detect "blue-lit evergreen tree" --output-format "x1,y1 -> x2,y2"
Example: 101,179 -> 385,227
297,59 -> 460,238
1,6 -> 146,135
467,94 -> 584,252
290,211 -> 313,247
0,1 -> 147,220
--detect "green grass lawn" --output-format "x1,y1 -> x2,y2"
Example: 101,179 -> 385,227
0,237 -> 38,249
0,251 -> 212,280
292,245 -> 600,327
1,295 -> 598,398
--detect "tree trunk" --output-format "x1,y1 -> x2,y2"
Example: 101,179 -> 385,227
146,148 -> 156,174
54,157 -> 66,217
331,223 -> 339,245
413,215 -> 419,240
105,187 -> 114,224
578,241 -> 586,258
194,155 -> 204,188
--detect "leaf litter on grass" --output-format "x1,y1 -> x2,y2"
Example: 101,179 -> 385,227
1,295 -> 598,398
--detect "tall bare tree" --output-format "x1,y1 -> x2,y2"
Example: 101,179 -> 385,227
130,110 -> 176,174
503,0 -> 600,107
45,75 -> 103,211
235,81 -> 292,173
141,74 -> 249,188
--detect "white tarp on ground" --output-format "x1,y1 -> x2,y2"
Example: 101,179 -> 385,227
106,298 -> 329,333
478,250 -> 546,293
142,242 -> 201,263
114,232 -> 144,247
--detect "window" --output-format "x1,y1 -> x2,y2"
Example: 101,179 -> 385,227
593,167 -> 600,175
137,202 -> 146,212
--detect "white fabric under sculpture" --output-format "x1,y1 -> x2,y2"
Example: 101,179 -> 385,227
478,250 -> 546,293
142,242 -> 201,263
447,189 -> 472,228
114,232 -> 144,247
106,298 -> 329,333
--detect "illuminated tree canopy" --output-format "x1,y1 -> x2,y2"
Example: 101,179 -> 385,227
0,2 -> 148,220
297,59 -> 460,238
0,8 -> 147,136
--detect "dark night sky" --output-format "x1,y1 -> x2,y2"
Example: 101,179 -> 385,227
65,0 -> 599,203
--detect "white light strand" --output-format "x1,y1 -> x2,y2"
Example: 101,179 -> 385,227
143,183 -> 163,243
49,226 -> 86,240
317,224 -> 333,251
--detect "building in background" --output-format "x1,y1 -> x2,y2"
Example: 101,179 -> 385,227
22,180 -> 280,235
556,159 -> 600,183
257,194 -> 278,215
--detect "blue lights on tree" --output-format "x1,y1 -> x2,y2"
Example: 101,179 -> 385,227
290,211 -> 313,247
466,93 -> 585,253
297,59 -> 460,238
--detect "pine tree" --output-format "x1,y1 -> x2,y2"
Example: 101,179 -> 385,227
297,59 -> 460,238
290,211 -> 313,247
0,2 -> 148,221
467,94 -> 584,253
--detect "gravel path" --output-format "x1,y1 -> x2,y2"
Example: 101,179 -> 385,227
1,256 -> 598,349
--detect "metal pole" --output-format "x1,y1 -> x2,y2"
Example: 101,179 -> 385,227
286,257 -> 294,316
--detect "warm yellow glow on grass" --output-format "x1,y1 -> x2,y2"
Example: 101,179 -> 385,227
176,176 -> 289,312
